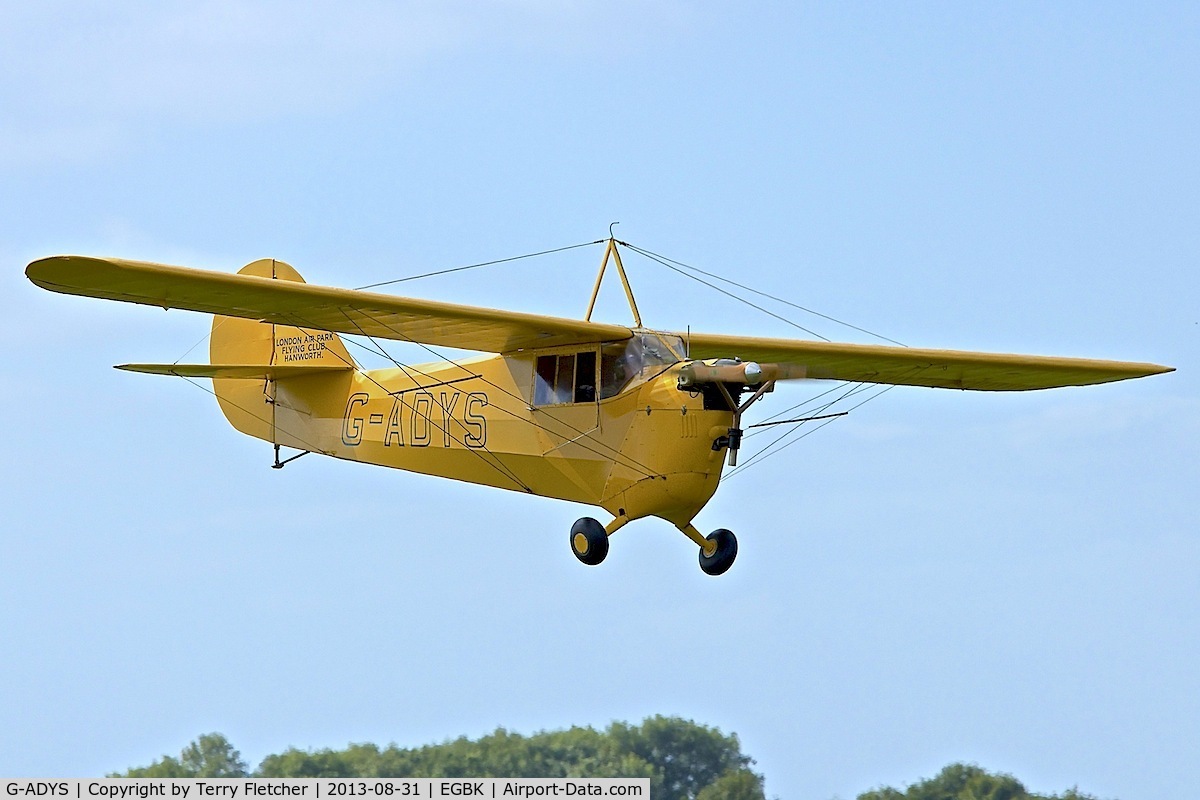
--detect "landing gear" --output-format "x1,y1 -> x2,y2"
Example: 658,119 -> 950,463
677,523 -> 739,575
698,528 -> 738,576
570,517 -> 609,566
570,517 -> 737,574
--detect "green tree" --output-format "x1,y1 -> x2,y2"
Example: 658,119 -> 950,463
856,763 -> 1103,800
609,716 -> 756,800
695,768 -> 766,800
258,716 -> 758,800
114,730 -> 1113,800
259,724 -> 662,784
116,733 -> 248,778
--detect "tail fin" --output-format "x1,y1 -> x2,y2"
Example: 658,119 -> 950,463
209,258 -> 356,446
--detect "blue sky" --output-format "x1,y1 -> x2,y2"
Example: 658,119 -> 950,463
1,3 -> 1196,798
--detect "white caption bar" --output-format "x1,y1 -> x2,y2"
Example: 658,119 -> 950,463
2,780 -> 649,800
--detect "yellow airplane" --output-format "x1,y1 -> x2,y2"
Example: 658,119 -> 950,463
26,240 -> 1173,575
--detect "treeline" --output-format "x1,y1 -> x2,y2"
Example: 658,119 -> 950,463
115,717 -> 762,800
114,717 -> 1109,800
857,763 -> 1106,800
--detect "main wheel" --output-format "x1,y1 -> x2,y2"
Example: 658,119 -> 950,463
698,528 -> 737,575
570,517 -> 609,566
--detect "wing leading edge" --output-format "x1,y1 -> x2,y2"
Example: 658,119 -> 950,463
26,255 -> 632,353
683,332 -> 1173,391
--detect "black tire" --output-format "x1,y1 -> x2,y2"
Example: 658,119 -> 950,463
699,528 -> 737,575
570,517 -> 609,566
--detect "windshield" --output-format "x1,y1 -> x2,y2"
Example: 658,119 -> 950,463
599,332 -> 685,399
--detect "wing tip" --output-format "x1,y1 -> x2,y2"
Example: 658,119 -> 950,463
1128,363 -> 1175,379
25,255 -> 62,285
26,254 -> 114,292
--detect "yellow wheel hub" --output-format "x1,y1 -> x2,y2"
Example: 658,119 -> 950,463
573,532 -> 589,555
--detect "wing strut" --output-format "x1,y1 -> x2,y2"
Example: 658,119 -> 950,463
584,237 -> 642,326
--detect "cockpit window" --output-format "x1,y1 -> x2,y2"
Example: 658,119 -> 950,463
534,351 -> 598,406
599,343 -> 633,399
599,332 -> 685,399
642,331 -> 686,363
533,334 -> 683,405
574,351 -> 596,402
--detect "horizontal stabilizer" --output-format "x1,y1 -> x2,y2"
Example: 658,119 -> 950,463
116,363 -> 353,379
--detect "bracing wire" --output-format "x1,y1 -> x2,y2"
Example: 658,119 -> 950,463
318,309 -> 539,493
613,238 -> 913,477
171,241 -> 604,363
741,382 -> 860,440
622,243 -> 831,340
176,375 -> 329,457
726,364 -> 929,477
335,311 -> 666,480
736,382 -> 874,465
163,240 -> 613,489
162,235 -> 912,483
354,240 -> 604,291
163,266 -> 661,484
620,240 -> 907,347
724,383 -> 897,480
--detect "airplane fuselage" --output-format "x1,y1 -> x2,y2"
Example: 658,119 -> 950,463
238,349 -> 735,528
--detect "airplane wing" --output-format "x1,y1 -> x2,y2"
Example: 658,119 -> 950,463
26,255 -> 632,353
26,255 -> 1172,389
683,332 -> 1173,391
